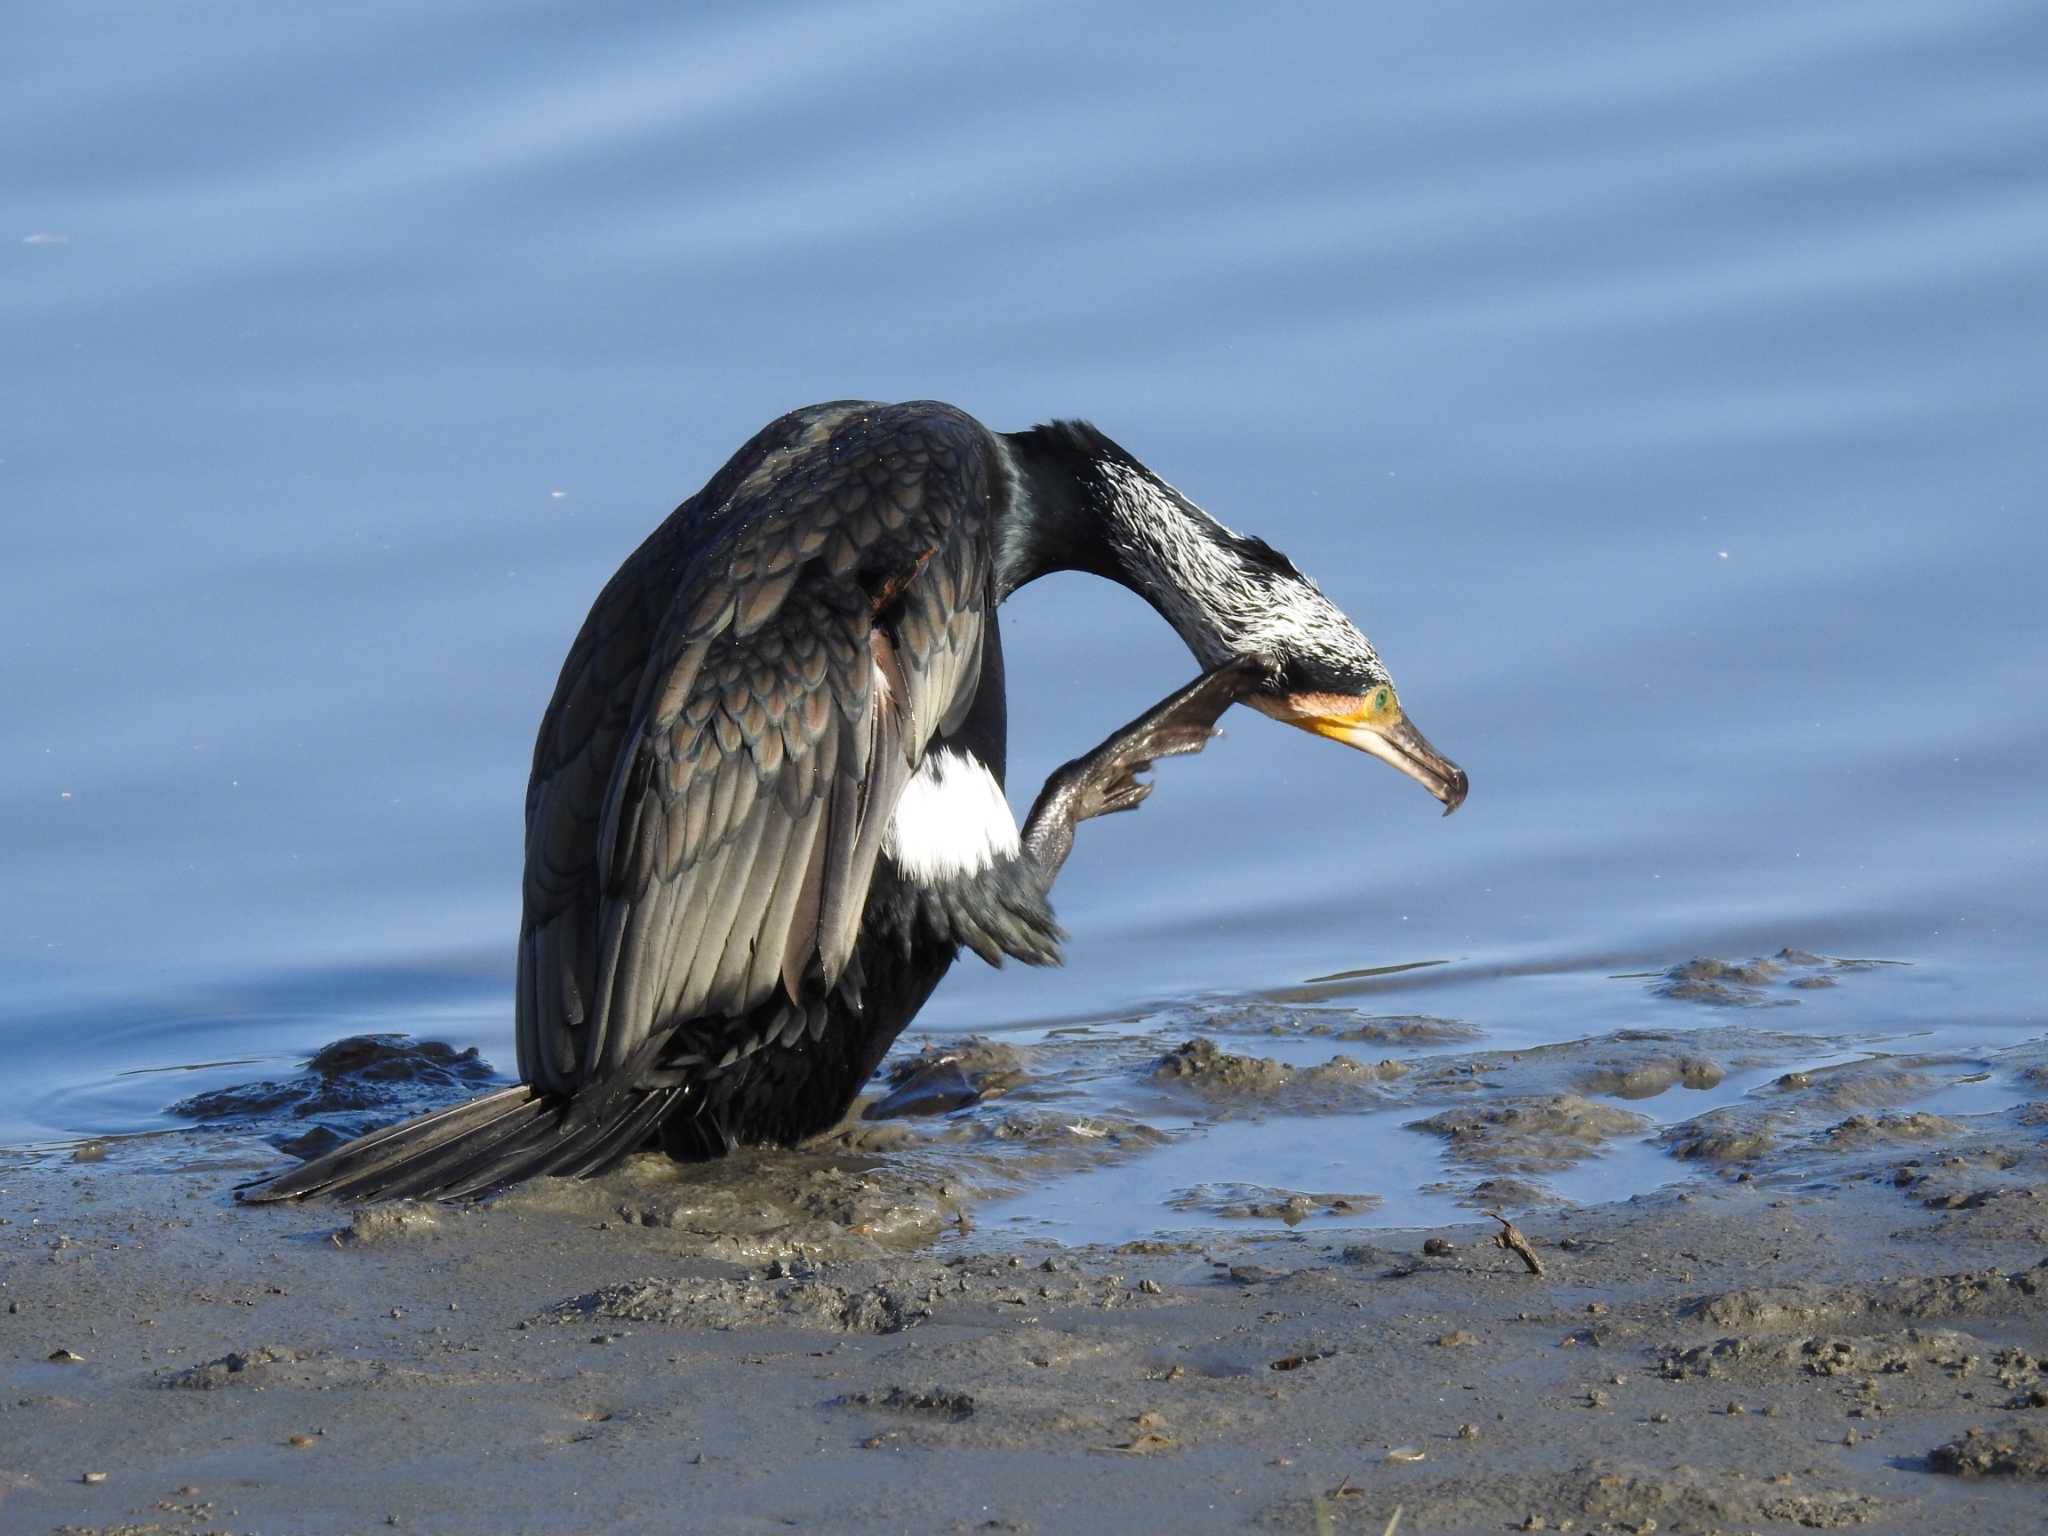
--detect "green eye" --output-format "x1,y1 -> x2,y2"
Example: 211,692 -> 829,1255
1375,688 -> 1390,712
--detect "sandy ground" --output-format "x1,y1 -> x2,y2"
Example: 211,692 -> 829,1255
3,1091 -> 2045,1536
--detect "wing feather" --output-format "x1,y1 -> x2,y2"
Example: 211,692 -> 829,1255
779,801 -> 830,1001
516,401 -> 998,1096
748,805 -> 821,1002
676,801 -> 771,1015
710,806 -> 792,1003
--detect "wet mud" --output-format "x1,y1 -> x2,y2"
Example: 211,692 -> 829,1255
1165,1182 -> 1379,1224
5,943 -> 2043,1530
166,1033 -> 502,1158
1149,1036 -> 1408,1108
1408,1095 -> 1653,1174
1648,948 -> 1895,1007
865,1037 -> 1029,1119
1163,1001 -> 1484,1047
110,944 -> 2045,1245
4,1119 -> 2045,1534
1929,1425 -> 2048,1478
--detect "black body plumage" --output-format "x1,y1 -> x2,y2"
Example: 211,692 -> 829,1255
516,402 -> 1051,1142
241,398 -> 1450,1202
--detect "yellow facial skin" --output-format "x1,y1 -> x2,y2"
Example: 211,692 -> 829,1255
1289,684 -> 1400,741
1247,683 -> 1467,814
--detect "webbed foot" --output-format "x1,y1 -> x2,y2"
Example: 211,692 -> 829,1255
1022,655 -> 1274,875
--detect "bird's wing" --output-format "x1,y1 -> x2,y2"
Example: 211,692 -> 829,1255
517,404 -> 993,1094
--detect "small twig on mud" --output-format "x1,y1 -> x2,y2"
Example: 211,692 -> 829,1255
1382,1507 -> 1405,1536
1487,1212 -> 1545,1276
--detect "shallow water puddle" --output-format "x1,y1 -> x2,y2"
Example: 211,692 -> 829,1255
955,946 -> 2047,1243
14,943 -> 2044,1253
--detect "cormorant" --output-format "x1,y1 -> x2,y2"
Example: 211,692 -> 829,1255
242,400 -> 1465,1201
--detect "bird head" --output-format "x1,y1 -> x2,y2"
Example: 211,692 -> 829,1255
1223,559 -> 1469,817
1244,666 -> 1468,816
1008,418 -> 1469,816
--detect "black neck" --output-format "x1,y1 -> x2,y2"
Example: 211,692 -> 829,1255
992,417 -> 1389,701
993,421 -> 1130,600
994,421 -> 1289,670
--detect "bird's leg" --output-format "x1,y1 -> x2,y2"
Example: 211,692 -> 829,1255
1020,655 -> 1275,883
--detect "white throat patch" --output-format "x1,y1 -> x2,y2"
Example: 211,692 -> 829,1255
1097,461 -> 1382,681
884,748 -> 1019,884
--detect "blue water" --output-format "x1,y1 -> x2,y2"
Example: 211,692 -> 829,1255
6,2 -> 2045,1222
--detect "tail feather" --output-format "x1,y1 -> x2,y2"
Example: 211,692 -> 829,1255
428,1085 -> 681,1202
322,1094 -> 566,1203
236,1080 -> 677,1203
548,1087 -> 683,1182
237,1086 -> 540,1200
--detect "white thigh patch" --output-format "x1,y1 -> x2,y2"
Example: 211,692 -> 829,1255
883,749 -> 1019,883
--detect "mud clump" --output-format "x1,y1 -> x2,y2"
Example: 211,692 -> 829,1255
1659,1064 -> 1993,1169
156,1346 -> 309,1390
1655,956 -> 1788,1006
1658,1327 -> 1980,1382
1170,1003 -> 1479,1045
542,1253 -> 1145,1335
1565,1461 -> 1889,1528
1690,1261 -> 2048,1331
836,1386 -> 976,1421
1149,1037 -> 1403,1106
1166,1183 -> 1378,1225
1768,1060 -> 1941,1111
1577,1054 -> 1725,1099
544,1272 -> 938,1335
338,1203 -> 441,1245
971,1108 -> 1166,1154
168,1034 -> 500,1145
1825,1111 -> 1963,1148
1460,1176 -> 1566,1209
1928,1425 -> 2048,1477
1922,1185 -> 2040,1214
502,1089 -> 1172,1263
1659,1107 -> 1779,1163
1273,1459 -> 1893,1533
1152,1038 -> 1290,1093
1992,1346 -> 2045,1382
1407,1094 -> 1651,1173
1336,1015 -> 1481,1045
866,1038 -> 1028,1120
1654,948 -> 1897,1007
588,1155 -> 961,1256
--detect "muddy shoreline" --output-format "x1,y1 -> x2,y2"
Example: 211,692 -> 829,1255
4,1099 -> 2044,1535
